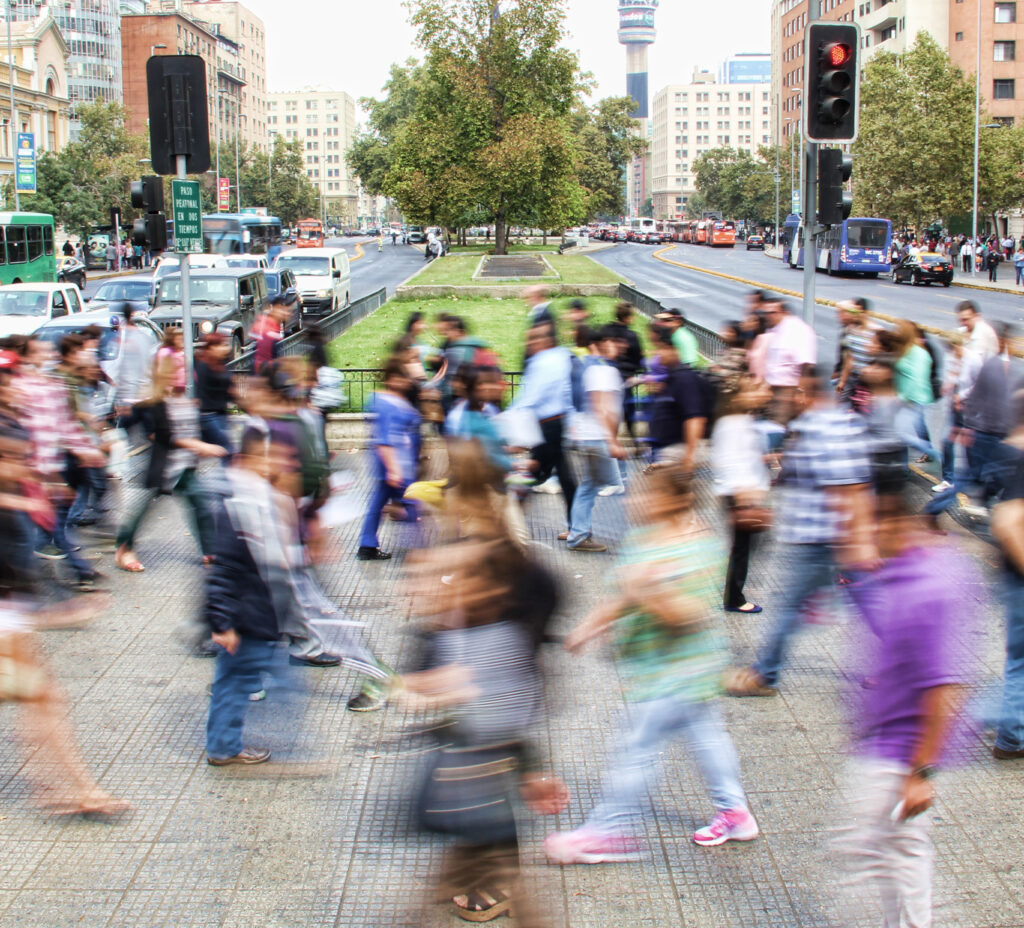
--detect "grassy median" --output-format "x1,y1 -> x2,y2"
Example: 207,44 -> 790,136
408,253 -> 624,287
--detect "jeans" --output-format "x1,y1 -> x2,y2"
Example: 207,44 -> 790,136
894,403 -> 938,461
989,265 -> 998,282
836,758 -> 934,928
530,415 -> 576,523
358,477 -> 408,549
200,412 -> 232,458
116,468 -> 213,554
586,696 -> 748,836
49,503 -> 97,580
995,571 -> 1024,752
567,440 -> 619,547
939,406 -> 964,484
1016,265 -> 1024,286
755,542 -> 839,686
68,465 -> 108,524
925,431 -> 1006,515
206,637 -> 295,759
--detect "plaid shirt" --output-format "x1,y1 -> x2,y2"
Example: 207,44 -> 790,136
17,370 -> 95,479
776,405 -> 872,545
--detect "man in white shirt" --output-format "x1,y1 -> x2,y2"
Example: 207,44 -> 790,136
957,300 -> 1000,361
761,299 -> 817,423
566,327 -> 625,553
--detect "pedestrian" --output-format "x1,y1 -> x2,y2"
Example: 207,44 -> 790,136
105,241 -> 115,271
986,246 -> 1000,282
194,333 -> 235,457
545,464 -> 759,863
726,363 -> 873,697
654,308 -> 699,367
759,298 -> 817,424
835,298 -> 875,409
892,319 -> 939,464
1014,244 -> 1024,287
961,239 -> 973,273
711,375 -> 772,614
250,296 -> 291,373
646,324 -> 708,473
377,232 -> 384,253
113,305 -> 156,439
155,326 -> 187,392
931,333 -> 981,495
992,387 -> 1024,760
956,300 -> 1000,361
565,326 -> 626,553
62,239 -> 74,258
523,285 -> 554,330
606,302 -> 644,439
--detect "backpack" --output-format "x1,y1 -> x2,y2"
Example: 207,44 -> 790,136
570,354 -> 606,413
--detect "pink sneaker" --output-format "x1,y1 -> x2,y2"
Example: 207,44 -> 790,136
544,827 -> 643,864
692,809 -> 760,847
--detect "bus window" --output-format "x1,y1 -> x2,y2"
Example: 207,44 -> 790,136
27,225 -> 43,262
846,222 -> 888,248
0,228 -> 6,265
43,225 -> 53,255
7,226 -> 26,264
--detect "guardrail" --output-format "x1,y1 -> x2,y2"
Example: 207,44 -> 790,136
226,286 -> 387,373
617,283 -> 726,361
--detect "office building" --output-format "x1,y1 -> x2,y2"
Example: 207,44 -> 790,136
268,88 -> 357,224
650,71 -> 772,219
720,53 -> 772,84
948,0 -> 1024,126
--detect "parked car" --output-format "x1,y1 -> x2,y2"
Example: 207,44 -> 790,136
56,255 -> 88,290
85,275 -> 154,314
0,282 -> 85,338
34,308 -> 162,416
148,268 -> 268,356
263,267 -> 300,333
745,234 -> 766,251
614,229 -> 628,243
891,252 -> 953,287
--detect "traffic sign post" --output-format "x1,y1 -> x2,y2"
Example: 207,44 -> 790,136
173,172 -> 202,395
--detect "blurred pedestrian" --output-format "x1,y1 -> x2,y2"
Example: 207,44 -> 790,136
155,326 -> 187,392
194,333 -> 235,457
646,325 -> 708,472
892,320 -> 939,464
760,299 -> 817,424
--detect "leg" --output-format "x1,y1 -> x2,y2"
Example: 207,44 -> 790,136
51,503 -> 96,580
567,442 -> 612,546
359,478 -> 394,550
176,469 -> 215,556
205,637 -> 277,759
116,486 -> 160,551
754,543 -> 838,687
200,412 -> 233,458
723,512 -> 755,610
678,699 -> 748,811
894,404 -> 937,461
546,417 -> 577,520
995,572 -> 1024,753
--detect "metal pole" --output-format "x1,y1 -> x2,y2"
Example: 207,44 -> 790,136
801,0 -> 822,326
215,95 -> 221,212
176,154 -> 194,397
234,107 -> 241,214
971,0 -> 981,275
7,0 -> 20,211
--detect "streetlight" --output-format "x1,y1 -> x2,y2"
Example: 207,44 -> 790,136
150,44 -> 167,57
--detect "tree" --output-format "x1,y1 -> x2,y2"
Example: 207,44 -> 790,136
569,96 -> 646,220
691,146 -> 788,224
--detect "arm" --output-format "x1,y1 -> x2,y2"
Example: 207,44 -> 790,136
377,443 -> 402,487
831,482 -> 878,569
591,389 -> 625,459
565,592 -> 629,652
900,684 -> 965,819
682,416 -> 706,471
992,498 -> 1024,574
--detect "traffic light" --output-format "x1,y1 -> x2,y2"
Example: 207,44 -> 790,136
817,147 -> 853,226
805,22 -> 860,143
131,175 -> 167,251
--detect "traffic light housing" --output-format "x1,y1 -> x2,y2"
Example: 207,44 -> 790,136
805,22 -> 860,143
131,175 -> 167,251
817,147 -> 853,226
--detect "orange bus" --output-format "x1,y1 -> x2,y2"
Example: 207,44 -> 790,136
693,220 -> 708,244
708,220 -> 736,247
295,218 -> 324,248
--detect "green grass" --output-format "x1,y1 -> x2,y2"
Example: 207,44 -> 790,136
408,253 -> 624,287
448,243 -> 559,254
326,294 -> 623,371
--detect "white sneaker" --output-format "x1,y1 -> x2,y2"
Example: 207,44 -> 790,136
532,476 -> 562,495
960,502 -> 990,519
598,485 -> 625,497
931,480 -> 953,493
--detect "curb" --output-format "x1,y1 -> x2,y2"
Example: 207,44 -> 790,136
88,268 -> 144,281
349,242 -> 365,264
950,278 -> 1023,295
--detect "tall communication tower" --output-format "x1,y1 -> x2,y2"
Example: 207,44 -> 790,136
617,0 -> 658,217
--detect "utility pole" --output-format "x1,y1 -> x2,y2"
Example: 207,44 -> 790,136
234,106 -> 241,213
7,0 -> 20,210
801,0 -> 822,327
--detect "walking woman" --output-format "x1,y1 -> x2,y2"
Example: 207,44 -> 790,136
194,333 -> 235,456
891,320 -> 939,463
155,326 -> 187,392
115,354 -> 226,572
711,376 -> 772,614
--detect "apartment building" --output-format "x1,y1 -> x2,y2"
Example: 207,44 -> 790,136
949,0 -> 1024,125
650,71 -> 773,219
268,88 -> 357,223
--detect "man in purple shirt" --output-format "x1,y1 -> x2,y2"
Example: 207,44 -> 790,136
840,475 -> 976,927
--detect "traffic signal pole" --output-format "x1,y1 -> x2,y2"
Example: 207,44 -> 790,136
801,141 -> 818,327
177,154 -> 194,398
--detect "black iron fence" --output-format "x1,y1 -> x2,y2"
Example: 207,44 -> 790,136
617,282 -> 726,362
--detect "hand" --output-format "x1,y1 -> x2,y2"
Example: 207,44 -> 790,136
202,443 -> 228,458
211,629 -> 240,654
899,773 -> 935,820
564,621 -> 603,654
520,772 -> 570,815
608,440 -> 627,461
386,469 -> 403,488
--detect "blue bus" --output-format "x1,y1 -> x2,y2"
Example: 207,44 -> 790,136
202,213 -> 283,261
787,217 -> 893,277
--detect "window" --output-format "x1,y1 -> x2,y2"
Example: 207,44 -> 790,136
996,115 -> 1016,126
955,31 -> 964,41
995,2 -> 1017,22
43,226 -> 53,256
994,78 -> 1016,98
995,41 -> 1016,60
7,226 -> 25,264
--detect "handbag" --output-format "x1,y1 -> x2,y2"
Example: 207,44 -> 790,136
730,502 -> 772,534
0,633 -> 47,702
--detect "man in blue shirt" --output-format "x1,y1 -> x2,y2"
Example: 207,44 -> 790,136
512,323 -> 576,531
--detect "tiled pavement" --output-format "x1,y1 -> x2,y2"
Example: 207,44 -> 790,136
0,454 -> 1021,928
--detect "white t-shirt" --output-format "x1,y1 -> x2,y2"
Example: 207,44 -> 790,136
968,318 -> 1000,362
571,360 -> 622,441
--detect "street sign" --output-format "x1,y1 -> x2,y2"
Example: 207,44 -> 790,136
15,133 -> 35,193
172,179 -> 203,253
791,189 -> 801,214
217,176 -> 230,211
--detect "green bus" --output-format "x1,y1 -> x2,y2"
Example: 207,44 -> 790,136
0,212 -> 56,285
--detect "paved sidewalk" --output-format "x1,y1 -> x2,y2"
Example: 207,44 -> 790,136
0,458 -> 1019,928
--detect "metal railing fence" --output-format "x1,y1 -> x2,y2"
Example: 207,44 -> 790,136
617,282 -> 725,361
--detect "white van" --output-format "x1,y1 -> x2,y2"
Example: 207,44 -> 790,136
273,247 -> 351,318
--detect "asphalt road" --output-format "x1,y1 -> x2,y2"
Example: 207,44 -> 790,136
81,236 -> 424,303
591,241 -> 1024,354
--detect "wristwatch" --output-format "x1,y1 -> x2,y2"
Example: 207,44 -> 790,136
911,764 -> 939,781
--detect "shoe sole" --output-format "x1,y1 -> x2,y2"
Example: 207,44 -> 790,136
693,827 -> 760,847
546,849 -> 641,865
207,753 -> 271,766
347,701 -> 384,712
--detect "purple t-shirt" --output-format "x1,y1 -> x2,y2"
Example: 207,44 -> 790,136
847,545 -> 977,766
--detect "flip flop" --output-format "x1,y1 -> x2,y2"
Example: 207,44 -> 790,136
115,555 -> 145,573
453,888 -> 513,922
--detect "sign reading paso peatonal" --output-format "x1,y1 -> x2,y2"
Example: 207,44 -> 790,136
172,179 -> 204,253
15,133 -> 36,194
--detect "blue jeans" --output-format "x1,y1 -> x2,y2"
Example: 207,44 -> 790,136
995,572 -> 1024,753
200,412 -> 232,459
206,637 -> 291,759
925,431 -> 1006,515
586,696 -> 747,835
940,406 -> 964,484
49,503 -> 97,580
894,403 -> 937,462
755,542 -> 839,686
359,477 -> 408,549
567,440 -> 619,547
68,466 -> 107,524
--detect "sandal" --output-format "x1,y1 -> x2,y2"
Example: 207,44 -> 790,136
453,888 -> 513,922
115,555 -> 145,573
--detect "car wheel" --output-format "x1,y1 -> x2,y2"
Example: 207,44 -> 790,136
911,273 -> 920,286
231,335 -> 243,359
891,271 -> 899,284
943,281 -> 951,287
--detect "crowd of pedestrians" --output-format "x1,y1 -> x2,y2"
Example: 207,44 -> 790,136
0,276 -> 1021,927
894,230 -> 1024,287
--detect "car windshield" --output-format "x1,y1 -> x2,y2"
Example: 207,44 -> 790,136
846,222 -> 888,248
226,257 -> 260,268
276,255 -> 330,276
157,277 -> 236,303
0,290 -> 51,316
38,325 -> 121,360
94,280 -> 152,301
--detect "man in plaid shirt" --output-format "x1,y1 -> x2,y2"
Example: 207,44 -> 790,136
19,335 -> 105,590
728,363 -> 874,697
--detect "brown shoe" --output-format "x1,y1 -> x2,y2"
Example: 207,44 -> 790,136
724,666 -> 778,698
569,538 -> 607,553
557,531 -> 569,541
993,745 -> 1024,760
207,747 -> 272,766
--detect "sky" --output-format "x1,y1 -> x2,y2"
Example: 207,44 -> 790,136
242,0 -> 770,114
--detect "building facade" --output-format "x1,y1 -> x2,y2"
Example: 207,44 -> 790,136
0,14 -> 70,189
651,72 -> 772,219
6,0 -> 125,136
948,0 -> 1024,126
720,53 -> 772,84
267,88 -> 357,224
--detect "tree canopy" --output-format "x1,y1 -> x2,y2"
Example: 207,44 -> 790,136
691,142 -> 794,224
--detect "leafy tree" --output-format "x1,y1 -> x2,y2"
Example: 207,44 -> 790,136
691,145 -> 789,224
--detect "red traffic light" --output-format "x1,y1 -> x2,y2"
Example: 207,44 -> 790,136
825,42 -> 852,67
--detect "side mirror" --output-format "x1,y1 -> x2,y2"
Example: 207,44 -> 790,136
284,287 -> 297,300
332,269 -> 341,278
241,294 -> 255,309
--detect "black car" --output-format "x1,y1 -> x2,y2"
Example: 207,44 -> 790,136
86,275 -> 154,314
746,234 -> 766,251
56,256 -> 88,290
891,252 -> 953,287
